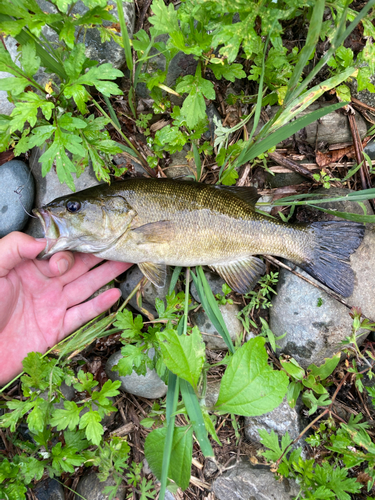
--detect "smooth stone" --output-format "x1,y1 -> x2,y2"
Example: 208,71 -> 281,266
106,349 -> 167,399
119,265 -> 172,317
267,171 -> 306,188
212,460 -> 299,500
75,470 -> 126,500
190,270 -> 227,303
34,478 -> 65,500
0,37 -> 19,116
36,0 -> 135,69
24,146 -> 101,238
364,137 -> 375,160
164,147 -> 195,179
0,160 -> 35,237
247,102 -> 367,146
202,379 -> 221,408
244,398 -> 306,451
191,303 -> 243,350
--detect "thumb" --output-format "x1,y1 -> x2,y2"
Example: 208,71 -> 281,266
0,232 -> 47,278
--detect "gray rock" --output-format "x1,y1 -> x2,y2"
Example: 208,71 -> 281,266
248,102 -> 367,146
190,270 -> 226,303
204,457 -> 218,478
119,265 -> 172,317
40,380 -> 75,410
25,146 -> 101,238
204,102 -> 222,141
164,147 -> 195,179
34,478 -> 65,500
191,303 -> 243,350
212,460 -> 300,500
75,470 -> 126,500
244,398 -> 306,451
37,0 -> 135,69
364,137 -> 375,160
0,37 -> 20,116
203,379 -> 221,408
106,349 -> 167,399
0,160 -> 35,237
267,171 -> 306,188
113,153 -> 145,175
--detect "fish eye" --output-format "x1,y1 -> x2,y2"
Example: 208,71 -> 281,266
66,200 -> 82,213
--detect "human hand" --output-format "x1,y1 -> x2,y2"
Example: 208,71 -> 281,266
0,232 -> 132,385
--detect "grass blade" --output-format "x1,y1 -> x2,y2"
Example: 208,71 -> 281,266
103,95 -> 121,129
191,267 -> 235,354
305,206 -> 375,223
116,0 -> 133,74
169,266 -> 182,295
192,143 -> 201,181
284,0 -> 325,102
268,188 -> 375,205
180,379 -> 214,458
236,102 -> 346,167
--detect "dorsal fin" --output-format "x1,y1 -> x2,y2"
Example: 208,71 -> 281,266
214,185 -> 260,207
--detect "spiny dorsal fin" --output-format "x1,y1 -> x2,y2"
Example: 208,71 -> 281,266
210,256 -> 266,294
132,220 -> 175,244
138,262 -> 167,288
214,185 -> 260,207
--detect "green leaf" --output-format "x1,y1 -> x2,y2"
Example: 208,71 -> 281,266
280,357 -> 305,380
144,426 -> 193,490
9,92 -> 54,133
0,76 -> 30,95
216,337 -> 288,416
59,112 -> 87,131
21,41 -> 40,77
59,18 -> 76,49
157,326 -> 205,389
0,399 -> 35,432
176,70 -> 214,129
115,345 -> 146,376
209,61 -> 246,82
63,43 -> 87,80
79,410 -> 103,445
308,353 -> 340,381
114,309 -> 143,339
149,0 -> 179,33
75,63 -> 124,96
51,442 -> 85,473
20,456 -> 45,484
50,401 -> 81,431
63,83 -> 91,114
287,381 -> 302,408
93,379 -> 121,405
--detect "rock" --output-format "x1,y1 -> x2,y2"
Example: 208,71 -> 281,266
267,171 -> 306,188
75,470 -> 126,500
0,37 -> 20,116
244,398 -> 306,451
364,137 -> 375,160
191,303 -> 243,350
204,457 -> 218,479
190,270 -> 226,303
248,102 -> 367,146
34,478 -> 65,500
25,146 -> 101,238
113,153 -> 145,175
36,0 -> 135,69
212,460 -> 299,500
119,265 -> 172,317
0,160 -> 35,237
106,349 -> 167,399
40,381 -> 75,410
203,379 -> 221,408
164,147 -> 195,179
204,102 -> 222,141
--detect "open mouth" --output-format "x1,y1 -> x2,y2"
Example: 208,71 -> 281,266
32,208 -> 67,259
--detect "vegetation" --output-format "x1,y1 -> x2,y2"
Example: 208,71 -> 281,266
0,0 -> 375,499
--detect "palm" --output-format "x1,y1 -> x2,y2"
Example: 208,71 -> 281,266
0,233 -> 131,385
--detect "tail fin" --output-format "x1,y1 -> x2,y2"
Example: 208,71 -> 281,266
301,221 -> 364,297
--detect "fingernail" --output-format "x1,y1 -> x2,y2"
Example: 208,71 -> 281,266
57,259 -> 69,275
35,238 -> 46,243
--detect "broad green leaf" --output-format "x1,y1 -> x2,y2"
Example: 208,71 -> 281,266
51,442 -> 85,473
59,17 -> 76,48
144,426 -> 193,491
63,44 -> 87,80
0,399 -> 35,432
52,0 -> 75,13
149,0 -> 179,33
63,84 -> 91,114
287,381 -> 302,408
59,113 -> 87,131
15,125 -> 55,155
308,353 -> 340,381
0,76 -> 30,95
157,326 -> 205,389
114,309 -> 143,339
21,41 -> 40,77
50,401 -> 81,431
280,357 -> 305,380
216,337 -> 288,416
20,456 -> 45,483
115,345 -> 145,376
79,410 -> 103,445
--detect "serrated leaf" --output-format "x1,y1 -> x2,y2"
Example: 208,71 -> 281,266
0,76 -> 30,95
59,113 -> 87,131
93,379 -> 121,405
114,309 -> 143,339
20,456 -> 45,483
209,61 -> 246,82
9,92 -> 54,132
79,410 -> 103,445
145,426 -> 193,490
115,345 -> 146,376
21,41 -> 40,77
27,397 -> 49,433
149,0 -> 179,33
50,401 -> 81,431
63,43 -> 87,80
216,337 -> 288,416
59,18 -> 76,49
157,327 -> 205,389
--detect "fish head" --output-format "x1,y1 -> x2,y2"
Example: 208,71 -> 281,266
33,188 -> 135,259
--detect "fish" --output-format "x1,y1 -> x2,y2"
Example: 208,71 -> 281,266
33,178 -> 364,297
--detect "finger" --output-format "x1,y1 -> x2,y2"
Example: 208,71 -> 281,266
62,288 -> 122,338
0,232 -> 47,278
58,253 -> 105,286
64,261 -> 132,308
33,251 -> 75,278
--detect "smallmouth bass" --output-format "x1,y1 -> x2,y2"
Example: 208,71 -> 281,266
33,178 -> 364,297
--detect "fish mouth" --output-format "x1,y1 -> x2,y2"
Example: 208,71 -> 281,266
32,208 -> 69,259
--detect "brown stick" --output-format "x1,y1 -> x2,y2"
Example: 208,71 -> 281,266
268,151 -> 316,182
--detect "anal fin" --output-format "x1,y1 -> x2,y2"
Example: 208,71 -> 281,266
138,262 -> 167,288
210,256 -> 266,294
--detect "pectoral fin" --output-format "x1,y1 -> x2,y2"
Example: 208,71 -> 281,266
138,262 -> 167,288
131,220 -> 175,244
210,256 -> 266,294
